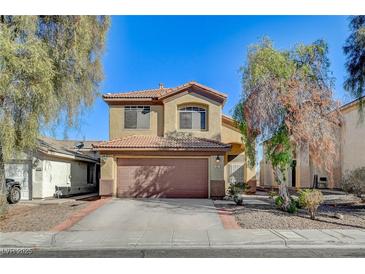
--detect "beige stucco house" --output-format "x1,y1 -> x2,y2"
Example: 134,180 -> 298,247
94,81 -> 255,198
260,96 -> 365,189
6,137 -> 100,200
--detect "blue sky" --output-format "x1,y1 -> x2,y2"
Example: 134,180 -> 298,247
55,15 -> 351,141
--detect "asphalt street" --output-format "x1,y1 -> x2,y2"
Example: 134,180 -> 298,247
1,247 -> 365,258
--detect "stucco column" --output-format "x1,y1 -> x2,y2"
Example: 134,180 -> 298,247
100,155 -> 116,196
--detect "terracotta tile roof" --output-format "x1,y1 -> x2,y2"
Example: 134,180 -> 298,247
103,81 -> 227,100
103,88 -> 171,99
93,135 -> 231,151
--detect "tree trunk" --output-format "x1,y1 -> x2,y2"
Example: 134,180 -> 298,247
273,166 -> 291,210
309,209 -> 315,220
0,144 -> 8,216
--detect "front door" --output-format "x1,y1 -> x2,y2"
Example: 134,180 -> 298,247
291,160 -> 297,187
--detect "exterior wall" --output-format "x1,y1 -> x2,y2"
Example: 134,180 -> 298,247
163,93 -> 222,140
341,107 -> 365,174
32,156 -> 97,198
41,159 -> 71,197
259,107 -> 356,189
221,123 -> 242,144
32,158 -> 43,198
109,105 -> 164,139
210,155 -> 225,181
259,160 -> 274,187
259,143 -> 292,188
296,144 -> 311,188
99,155 -> 116,196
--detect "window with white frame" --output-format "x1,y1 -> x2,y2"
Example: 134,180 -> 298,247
124,106 -> 151,129
178,106 -> 207,130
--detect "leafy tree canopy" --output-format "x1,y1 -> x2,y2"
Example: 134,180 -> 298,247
0,16 -> 110,160
0,16 -> 110,203
344,16 -> 365,103
235,37 -> 341,195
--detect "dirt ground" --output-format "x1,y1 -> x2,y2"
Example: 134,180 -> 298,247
0,201 -> 88,232
234,201 -> 365,229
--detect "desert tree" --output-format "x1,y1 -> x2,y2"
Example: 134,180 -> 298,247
234,38 -> 341,210
344,15 -> 365,113
0,16 -> 110,214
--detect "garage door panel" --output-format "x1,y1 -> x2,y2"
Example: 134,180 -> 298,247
117,158 -> 208,198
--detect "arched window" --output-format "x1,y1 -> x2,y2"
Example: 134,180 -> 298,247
178,106 -> 207,130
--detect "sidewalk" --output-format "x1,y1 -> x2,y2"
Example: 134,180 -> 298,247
2,228 -> 365,251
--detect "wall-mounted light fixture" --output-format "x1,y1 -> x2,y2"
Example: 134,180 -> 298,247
215,155 -> 220,163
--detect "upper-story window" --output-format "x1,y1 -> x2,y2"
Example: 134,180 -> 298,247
179,106 -> 207,130
124,106 -> 151,129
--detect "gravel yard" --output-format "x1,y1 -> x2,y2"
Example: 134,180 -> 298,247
230,193 -> 365,229
0,201 -> 88,232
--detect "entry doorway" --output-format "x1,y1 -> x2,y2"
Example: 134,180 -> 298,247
291,160 -> 297,187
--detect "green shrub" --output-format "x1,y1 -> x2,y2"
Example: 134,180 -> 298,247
227,182 -> 246,205
227,182 -> 247,196
298,189 -> 324,219
275,196 -> 284,208
275,196 -> 298,213
298,189 -> 311,208
268,191 -> 278,199
233,195 -> 244,205
287,199 -> 298,214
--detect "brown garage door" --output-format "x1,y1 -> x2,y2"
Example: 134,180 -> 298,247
117,158 -> 208,198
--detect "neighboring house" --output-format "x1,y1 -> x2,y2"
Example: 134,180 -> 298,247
259,96 -> 365,189
93,81 -> 256,198
5,137 -> 100,200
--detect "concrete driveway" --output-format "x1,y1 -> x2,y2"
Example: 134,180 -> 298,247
70,198 -> 224,231
54,198 -> 228,248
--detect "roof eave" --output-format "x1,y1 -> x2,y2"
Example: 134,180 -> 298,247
158,83 -> 227,102
93,146 -> 230,152
104,97 -> 155,102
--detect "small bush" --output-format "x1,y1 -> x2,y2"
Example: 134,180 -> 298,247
287,199 -> 298,214
341,167 -> 365,198
298,189 -> 312,208
298,189 -> 323,219
233,195 -> 244,205
227,182 -> 247,196
268,191 -> 278,199
275,195 -> 298,213
275,196 -> 284,208
227,182 -> 246,205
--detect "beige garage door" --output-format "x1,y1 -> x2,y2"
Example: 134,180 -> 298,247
117,158 -> 208,198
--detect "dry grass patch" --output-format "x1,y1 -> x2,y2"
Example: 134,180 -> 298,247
0,201 -> 88,232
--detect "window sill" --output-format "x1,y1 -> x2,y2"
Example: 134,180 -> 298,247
178,129 -> 208,132
123,128 -> 152,130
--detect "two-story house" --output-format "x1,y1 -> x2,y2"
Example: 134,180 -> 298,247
94,81 -> 256,198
